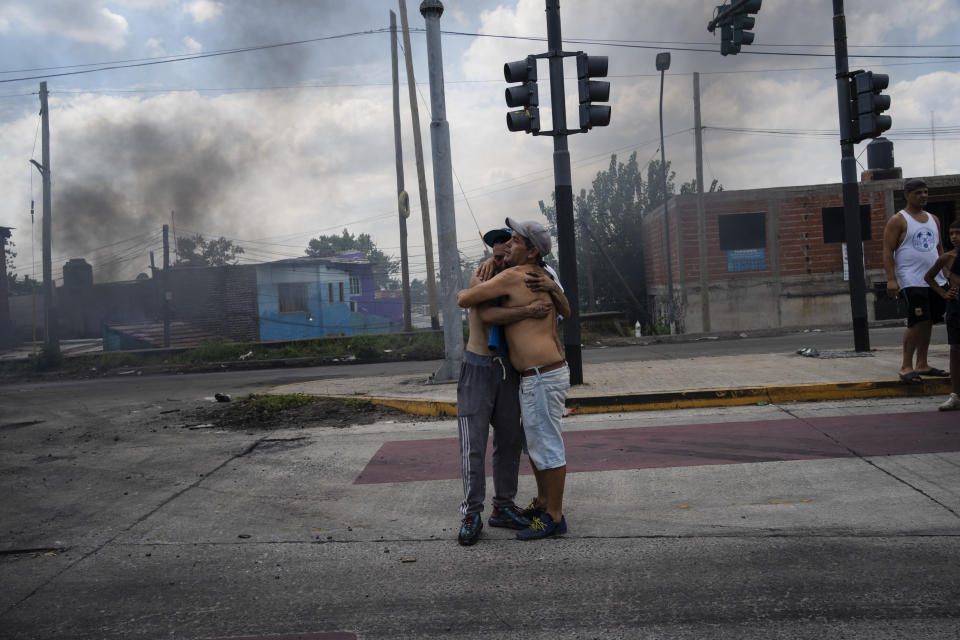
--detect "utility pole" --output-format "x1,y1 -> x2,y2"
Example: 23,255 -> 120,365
0,227 -> 12,347
162,224 -> 171,348
693,71 -> 710,332
545,0 -> 583,385
832,0 -> 870,352
29,81 -> 58,355
398,0 -> 440,330
656,52 -> 676,334
390,10 -> 413,332
420,0 -> 464,383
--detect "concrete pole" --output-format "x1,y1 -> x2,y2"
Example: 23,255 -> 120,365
162,224 -> 171,348
35,82 -> 58,353
398,0 -> 440,330
0,227 -> 12,347
693,72 -> 710,332
390,11 -> 413,332
420,0 -> 463,383
658,67 -> 676,334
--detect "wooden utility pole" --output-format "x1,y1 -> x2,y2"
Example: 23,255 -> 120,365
398,0 -> 440,330
693,72 -> 710,332
390,10 -> 413,332
29,82 -> 58,354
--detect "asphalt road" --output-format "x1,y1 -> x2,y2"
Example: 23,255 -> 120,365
1,371 -> 958,640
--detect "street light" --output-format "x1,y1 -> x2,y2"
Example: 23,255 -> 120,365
656,52 -> 675,334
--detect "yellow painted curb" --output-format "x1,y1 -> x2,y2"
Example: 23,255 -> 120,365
307,378 -> 950,417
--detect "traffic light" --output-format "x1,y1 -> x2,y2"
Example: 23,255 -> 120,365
717,0 -> 761,56
850,70 -> 892,142
577,53 -> 611,129
504,56 -> 539,134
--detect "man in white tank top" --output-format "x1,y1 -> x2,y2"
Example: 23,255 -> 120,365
882,178 -> 949,383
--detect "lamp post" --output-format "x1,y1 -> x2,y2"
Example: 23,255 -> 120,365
656,52 -> 675,334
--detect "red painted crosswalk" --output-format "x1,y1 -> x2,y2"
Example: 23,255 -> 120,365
355,411 -> 960,484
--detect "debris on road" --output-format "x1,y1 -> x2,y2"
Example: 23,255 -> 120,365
214,393 -> 232,403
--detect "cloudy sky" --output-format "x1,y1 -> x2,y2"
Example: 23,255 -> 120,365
1,0 -> 958,284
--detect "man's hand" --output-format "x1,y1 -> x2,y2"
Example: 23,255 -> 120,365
886,278 -> 899,299
947,285 -> 959,300
524,300 -> 551,319
474,257 -> 497,282
523,270 -> 558,293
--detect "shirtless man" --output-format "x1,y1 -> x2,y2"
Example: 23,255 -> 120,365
457,218 -> 571,540
883,178 -> 949,383
455,228 -> 554,546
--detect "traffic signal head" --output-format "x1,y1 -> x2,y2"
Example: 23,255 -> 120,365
717,0 -> 760,56
577,53 -> 611,129
851,70 -> 892,142
504,56 -> 539,134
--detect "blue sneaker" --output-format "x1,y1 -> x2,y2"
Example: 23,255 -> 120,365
488,505 -> 530,530
458,512 -> 482,546
520,497 -> 544,520
516,512 -> 567,540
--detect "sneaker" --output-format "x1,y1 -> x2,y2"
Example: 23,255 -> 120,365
516,512 -> 567,541
457,512 -> 482,546
939,393 -> 960,411
488,505 -> 530,530
520,497 -> 544,520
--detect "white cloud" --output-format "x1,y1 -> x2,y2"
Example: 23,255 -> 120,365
0,2 -> 130,49
145,37 -> 166,56
182,35 -> 203,52
184,0 -> 224,24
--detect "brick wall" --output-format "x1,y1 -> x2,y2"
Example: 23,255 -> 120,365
167,264 -> 259,341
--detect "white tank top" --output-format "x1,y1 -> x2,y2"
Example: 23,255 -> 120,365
894,210 -> 946,288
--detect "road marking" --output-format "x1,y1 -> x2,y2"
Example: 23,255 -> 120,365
354,411 -> 960,484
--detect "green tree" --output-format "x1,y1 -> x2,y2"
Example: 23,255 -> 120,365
4,239 -> 38,295
176,235 -> 245,267
305,229 -> 398,290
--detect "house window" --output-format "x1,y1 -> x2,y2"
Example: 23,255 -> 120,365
338,282 -> 345,302
349,301 -> 358,312
821,205 -> 871,243
328,282 -> 334,303
278,282 -> 308,314
350,275 -> 362,296
718,212 -> 766,250
718,213 -> 766,273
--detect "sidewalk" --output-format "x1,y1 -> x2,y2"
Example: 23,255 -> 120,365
271,341 -> 955,415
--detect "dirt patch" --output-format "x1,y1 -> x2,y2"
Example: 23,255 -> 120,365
183,396 -> 440,431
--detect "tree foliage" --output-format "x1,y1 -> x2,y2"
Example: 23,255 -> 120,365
176,234 -> 245,267
3,239 -> 38,295
540,153 -> 721,326
305,229 -> 398,290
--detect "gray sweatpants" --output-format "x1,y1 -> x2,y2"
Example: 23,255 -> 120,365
456,350 -> 524,515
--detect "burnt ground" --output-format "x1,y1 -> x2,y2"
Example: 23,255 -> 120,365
181,396 -> 442,431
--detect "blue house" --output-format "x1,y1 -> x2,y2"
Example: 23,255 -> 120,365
256,253 -> 402,341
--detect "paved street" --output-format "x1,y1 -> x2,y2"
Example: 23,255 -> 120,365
1,352 -> 958,640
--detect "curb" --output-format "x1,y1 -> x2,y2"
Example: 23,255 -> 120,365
314,377 -> 952,417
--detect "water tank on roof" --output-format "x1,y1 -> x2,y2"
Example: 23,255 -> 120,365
866,137 -> 894,170
63,258 -> 93,290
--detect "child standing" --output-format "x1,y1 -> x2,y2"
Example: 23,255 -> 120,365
924,220 -> 960,410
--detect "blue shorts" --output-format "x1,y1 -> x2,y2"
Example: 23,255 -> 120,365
519,365 -> 570,470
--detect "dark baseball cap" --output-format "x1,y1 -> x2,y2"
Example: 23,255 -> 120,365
903,178 -> 927,193
482,227 -> 512,247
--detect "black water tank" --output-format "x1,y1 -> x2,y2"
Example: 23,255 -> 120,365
867,137 -> 894,170
63,258 -> 93,290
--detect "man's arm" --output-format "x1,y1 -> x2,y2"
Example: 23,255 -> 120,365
924,254 -> 953,299
882,214 -> 905,298
457,270 -> 516,308
476,300 -> 551,325
474,257 -> 496,282
523,270 -> 571,319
